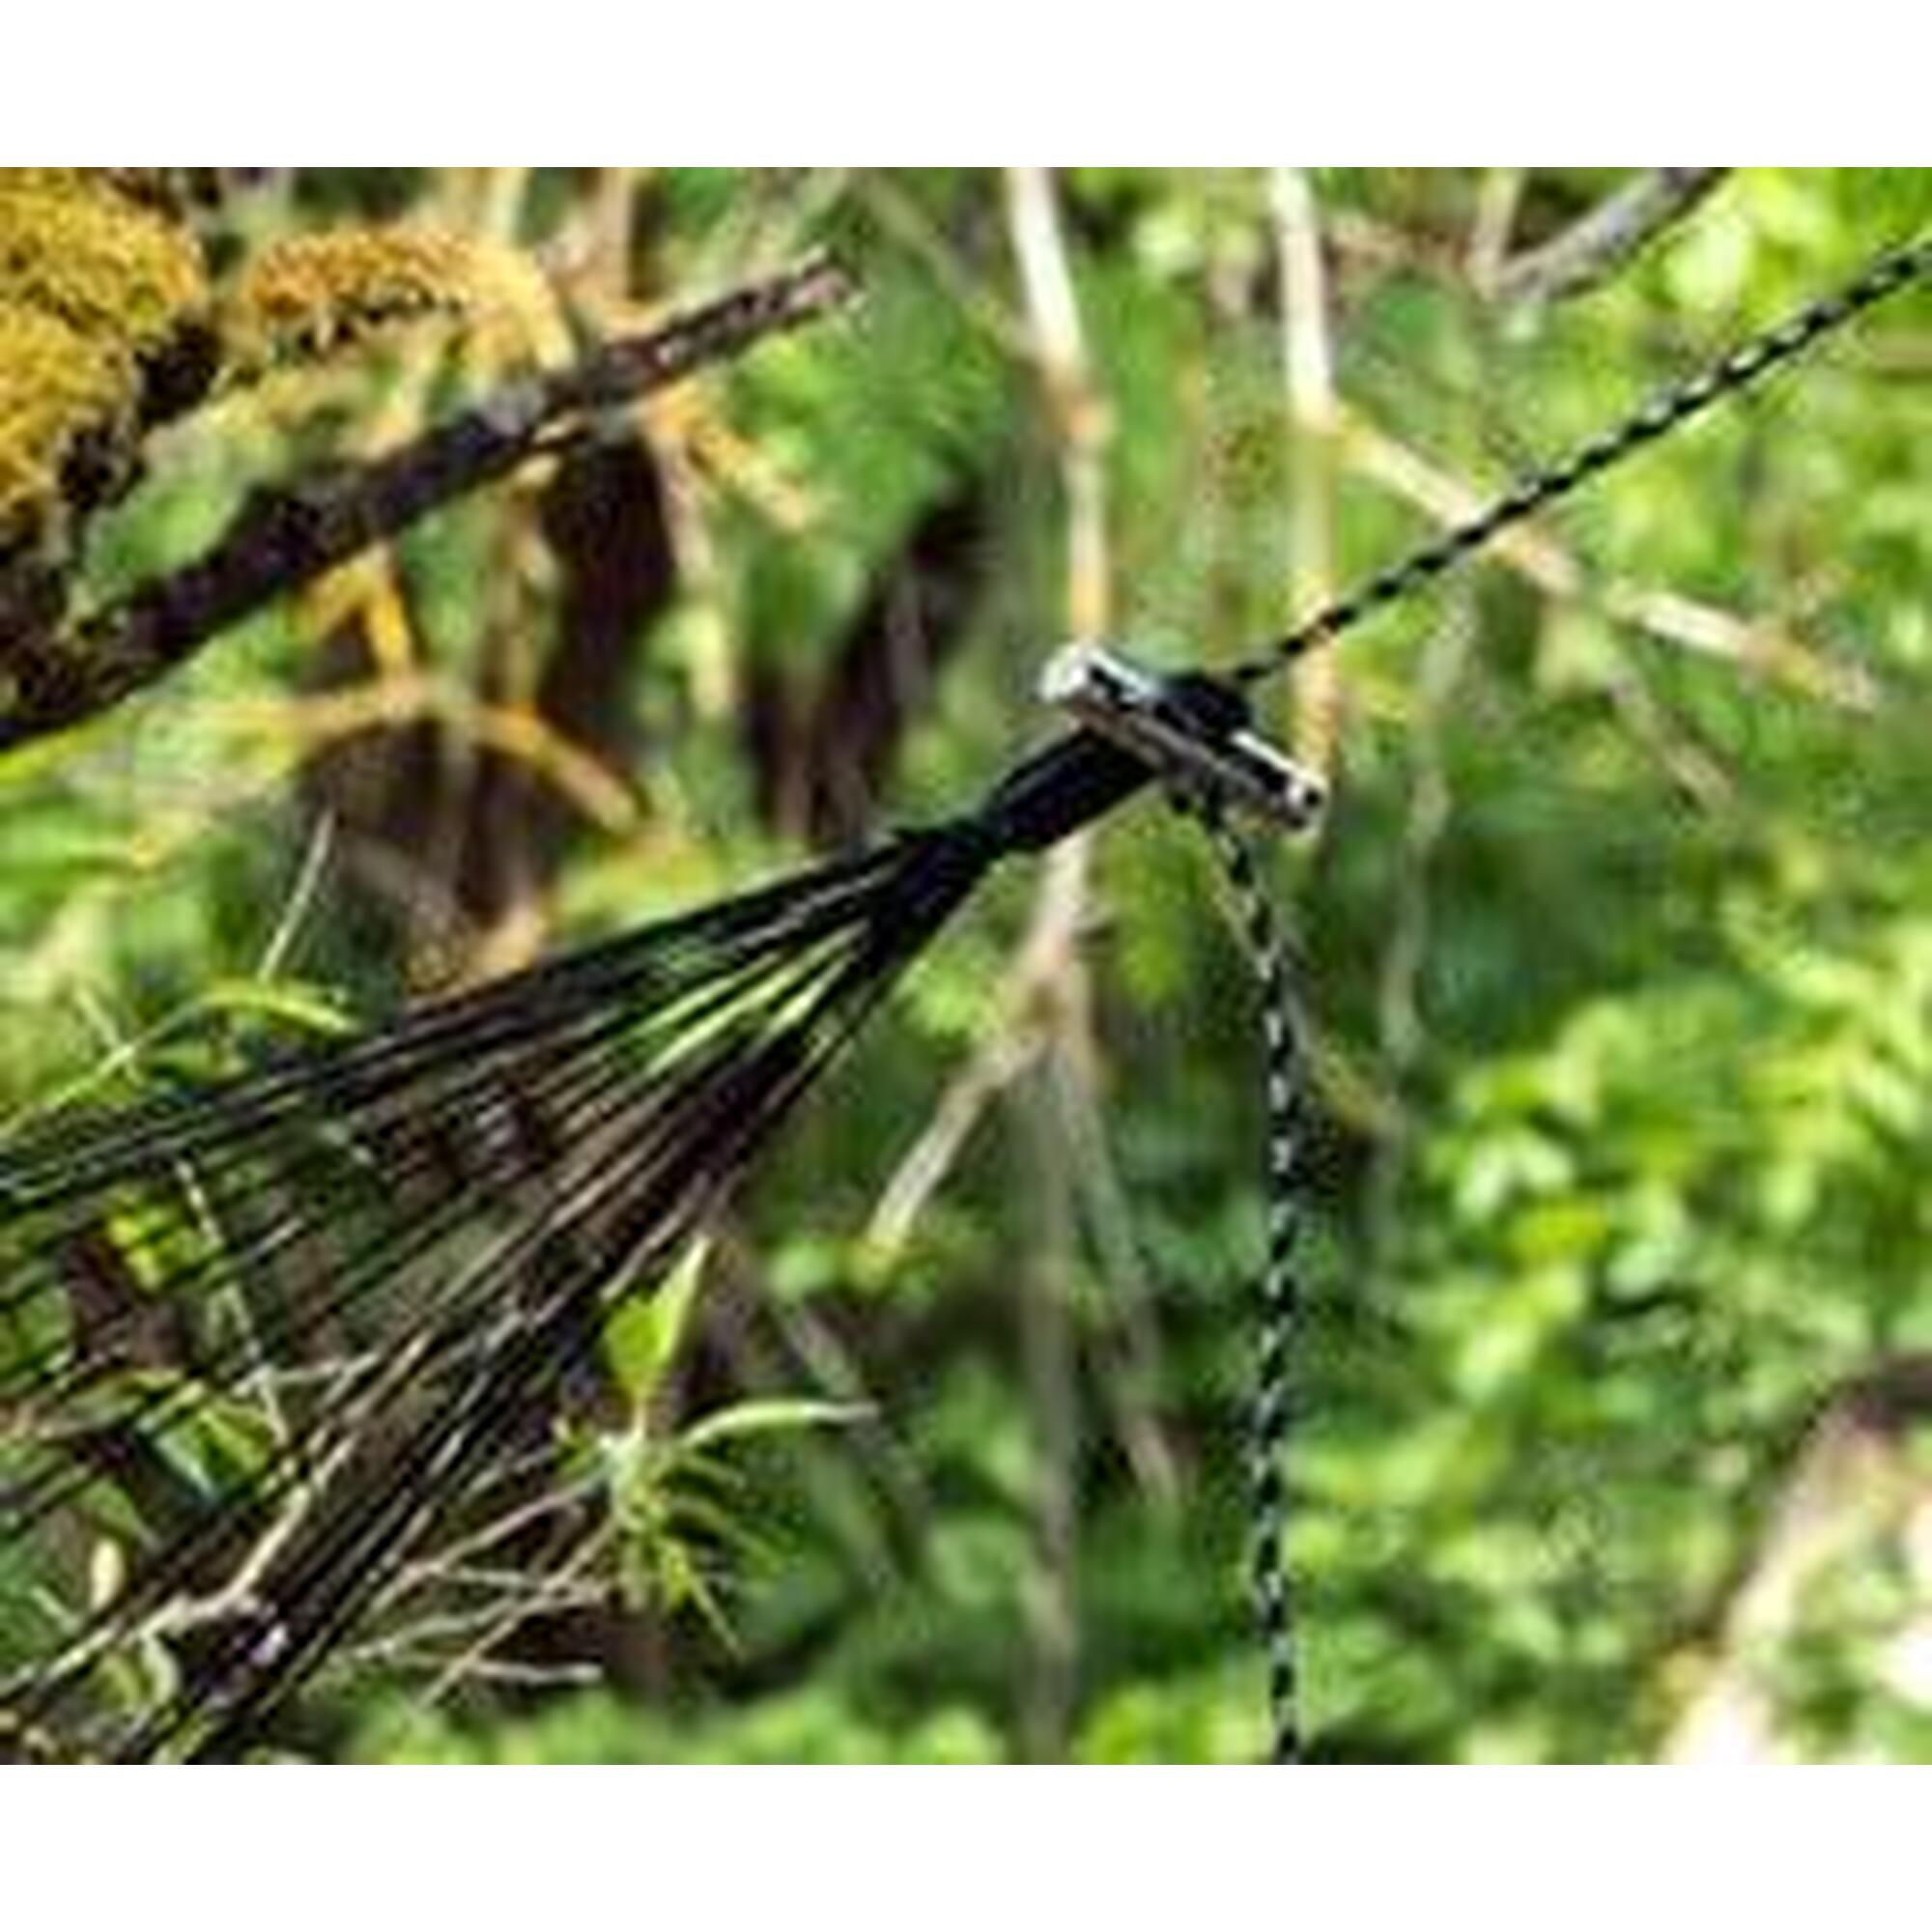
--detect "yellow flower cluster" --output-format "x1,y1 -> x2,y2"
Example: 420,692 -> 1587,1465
220,224 -> 565,380
0,172 -> 208,551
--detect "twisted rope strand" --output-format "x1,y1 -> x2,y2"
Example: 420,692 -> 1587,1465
1178,792 -> 1307,1765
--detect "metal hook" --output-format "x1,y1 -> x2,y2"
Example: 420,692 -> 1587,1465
1039,643 -> 1326,833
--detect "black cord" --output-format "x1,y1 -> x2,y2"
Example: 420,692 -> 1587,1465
1176,790 -> 1307,1766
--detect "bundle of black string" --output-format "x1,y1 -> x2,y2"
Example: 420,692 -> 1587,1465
1,231 -> 1925,1764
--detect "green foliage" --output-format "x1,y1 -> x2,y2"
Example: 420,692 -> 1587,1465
6,168 -> 1931,1761
586,1239 -> 869,1643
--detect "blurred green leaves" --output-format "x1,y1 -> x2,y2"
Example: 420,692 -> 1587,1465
9,167 -> 1932,1761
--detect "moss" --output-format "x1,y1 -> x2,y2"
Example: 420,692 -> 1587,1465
0,172 -> 209,554
0,302 -> 135,550
0,173 -> 207,361
0,182 -> 562,580
219,223 -> 564,380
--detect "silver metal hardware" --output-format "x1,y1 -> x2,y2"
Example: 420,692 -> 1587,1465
1039,642 -> 1325,832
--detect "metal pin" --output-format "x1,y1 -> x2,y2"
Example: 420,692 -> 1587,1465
1039,642 -> 1326,833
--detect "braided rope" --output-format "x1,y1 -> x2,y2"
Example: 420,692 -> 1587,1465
1177,791 -> 1307,1765
1229,232 -> 1932,690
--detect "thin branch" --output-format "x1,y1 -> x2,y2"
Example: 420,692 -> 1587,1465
1005,166 -> 1110,1762
254,809 -> 336,982
389,1476 -> 599,1590
1496,169 -> 1729,309
1466,168 -> 1526,297
1668,1356 -> 1932,1763
365,1650 -> 601,1690
865,1023 -> 1041,1253
1269,167 -> 1342,778
1337,406 -> 1879,712
1598,646 -> 1736,810
212,671 -> 647,835
1008,167 -> 1110,642
0,254 -> 857,754
1013,1071 -> 1078,1762
870,797 -> 1095,1254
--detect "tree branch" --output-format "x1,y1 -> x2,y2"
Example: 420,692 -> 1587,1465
1496,169 -> 1728,309
1667,1355 -> 1932,1763
0,253 -> 856,754
1269,166 -> 1342,778
1005,166 -> 1109,1760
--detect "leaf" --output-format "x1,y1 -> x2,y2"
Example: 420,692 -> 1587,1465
200,977 -> 356,1037
678,1396 -> 871,1455
601,1236 -> 711,1408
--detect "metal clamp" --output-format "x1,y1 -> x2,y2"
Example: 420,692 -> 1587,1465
1039,642 -> 1325,833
